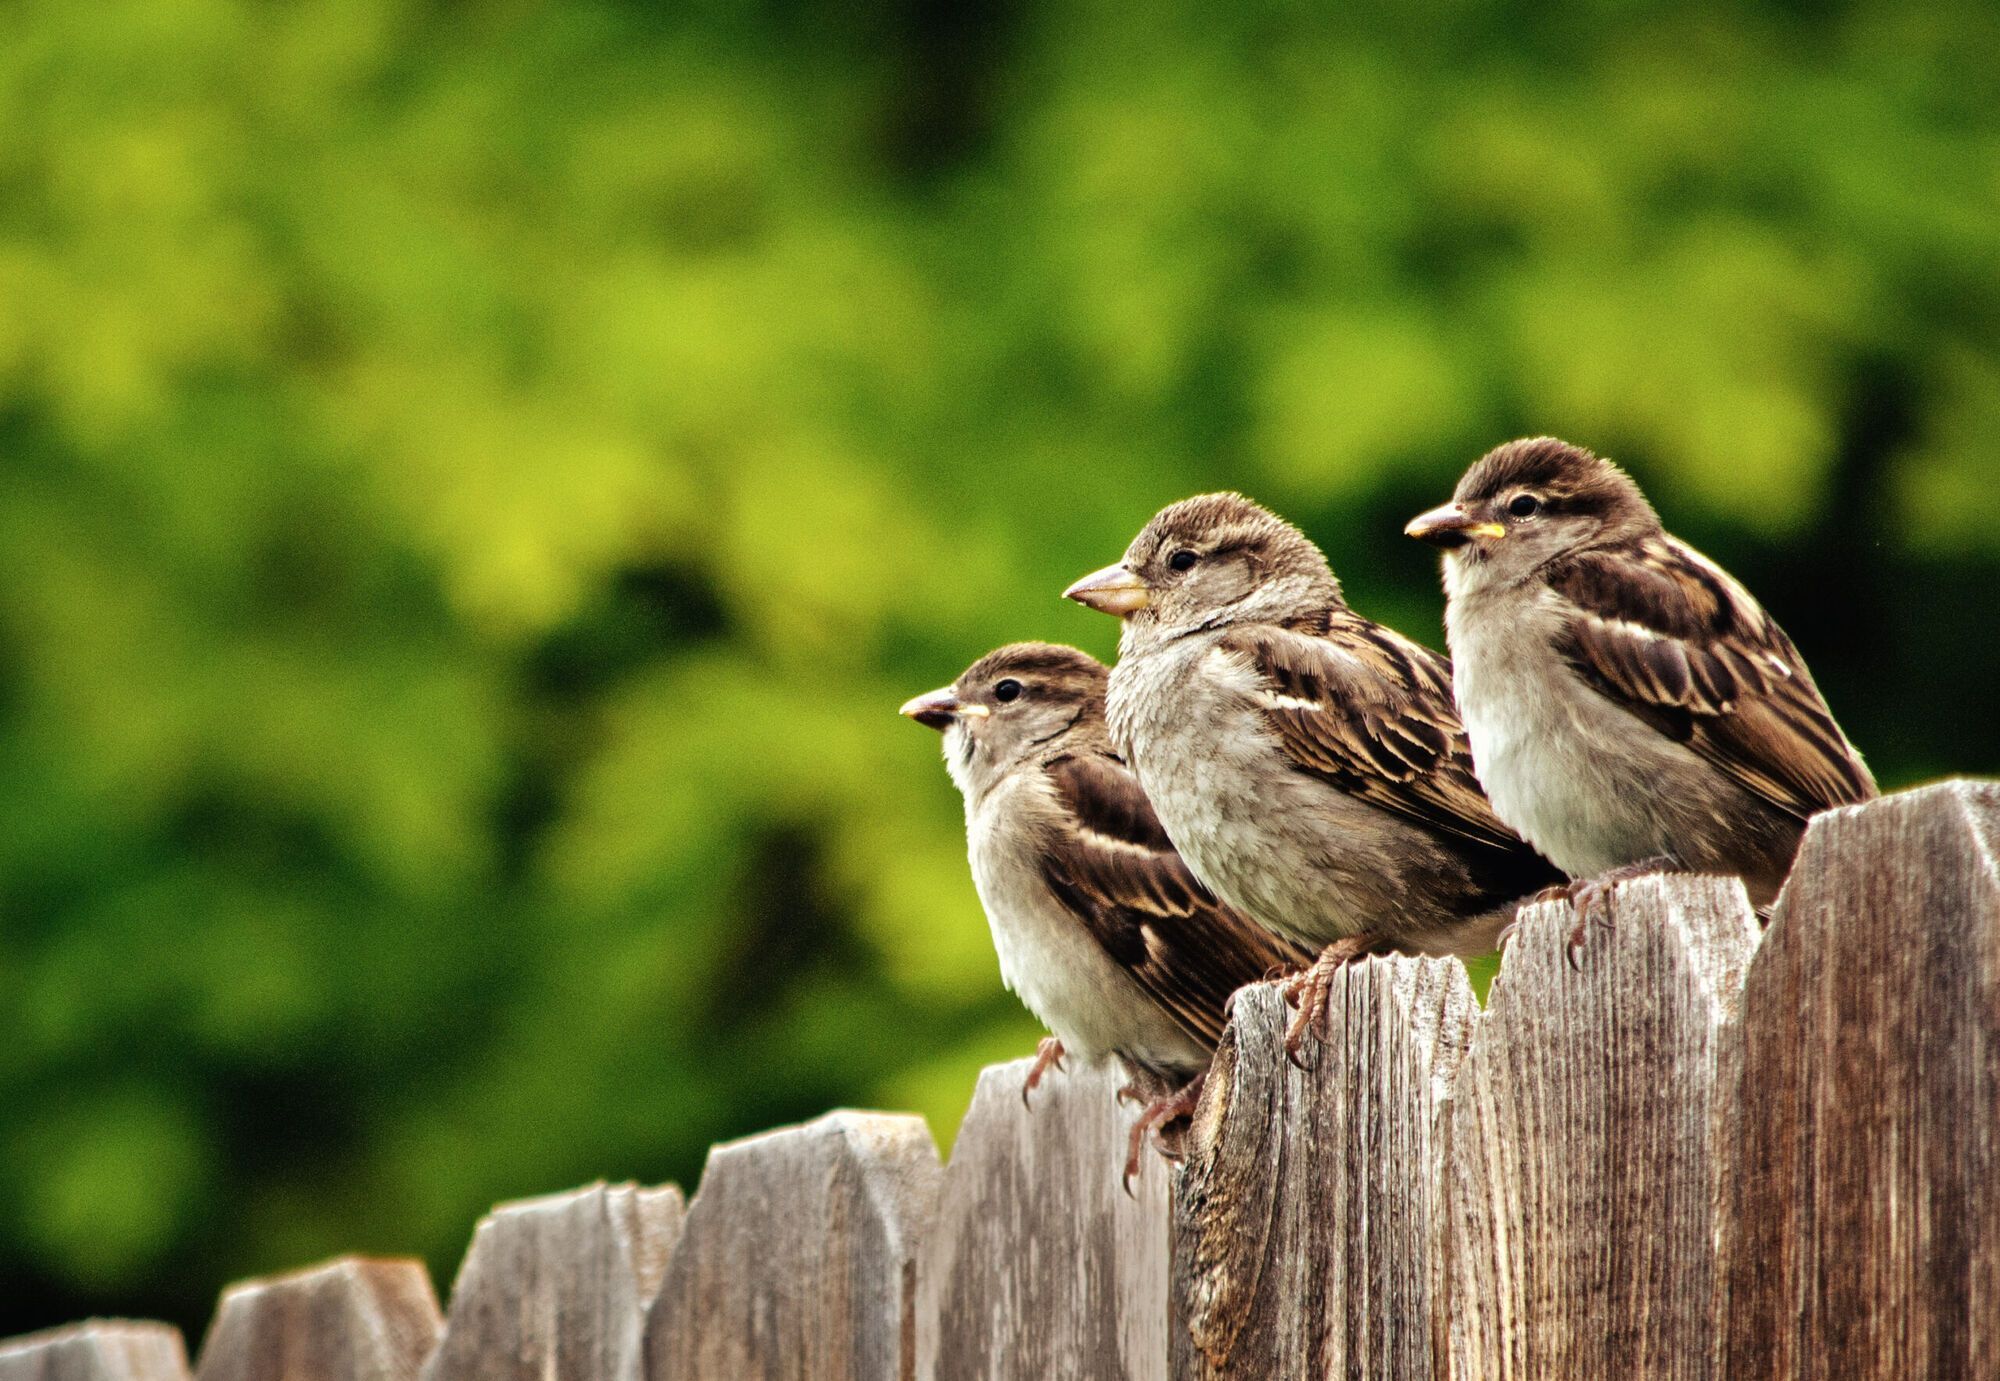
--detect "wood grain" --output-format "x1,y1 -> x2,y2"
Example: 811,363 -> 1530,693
423,1181 -> 684,1381
644,1111 -> 941,1381
193,1257 -> 441,1381
1444,875 -> 1759,1380
0,1323 -> 190,1381
1171,960 -> 1477,1380
916,1056 -> 1170,1381
1724,780 -> 2000,1379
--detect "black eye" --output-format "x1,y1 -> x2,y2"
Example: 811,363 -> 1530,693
1168,550 -> 1198,572
993,679 -> 1022,703
1508,494 -> 1541,518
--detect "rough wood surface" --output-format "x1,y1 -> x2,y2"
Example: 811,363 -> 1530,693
423,1181 -> 684,1381
644,1111 -> 941,1381
0,1323 -> 190,1381
916,1056 -> 1170,1381
193,1257 -> 441,1381
1444,875 -> 1759,1381
1724,780 -> 2000,1380
1171,960 -> 1476,1380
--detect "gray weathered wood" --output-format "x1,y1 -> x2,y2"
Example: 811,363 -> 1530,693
194,1257 -> 441,1381
1724,780 -> 2000,1379
644,1111 -> 942,1381
423,1181 -> 685,1381
1445,874 -> 1759,1380
1172,959 -> 1476,1380
0,1323 -> 190,1381
916,1056 -> 1170,1381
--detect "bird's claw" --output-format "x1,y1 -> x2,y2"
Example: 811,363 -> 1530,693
1279,938 -> 1374,1064
1021,1036 -> 1067,1108
1121,1074 -> 1205,1193
1282,995 -> 1324,1069
1560,856 -> 1675,970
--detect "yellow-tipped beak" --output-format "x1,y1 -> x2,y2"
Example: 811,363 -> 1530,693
1063,564 -> 1152,617
1405,504 -> 1507,549
899,688 -> 985,730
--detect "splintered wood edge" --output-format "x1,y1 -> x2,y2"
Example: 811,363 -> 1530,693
1726,779 -> 2000,1376
659,1107 -> 943,1290
451,1180 -> 686,1304
193,1257 -> 441,1381
801,1111 -> 944,1258
1443,873 -> 1760,1380
919,1053 -> 1170,1381
643,1110 -> 942,1380
0,1321 -> 192,1381
422,1181 -> 687,1381
1171,960 -> 1478,1381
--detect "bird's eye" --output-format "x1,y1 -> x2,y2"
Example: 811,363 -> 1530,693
1508,494 -> 1541,518
1168,550 -> 1198,572
993,679 -> 1023,703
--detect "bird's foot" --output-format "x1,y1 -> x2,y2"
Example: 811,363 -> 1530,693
1021,1036 -> 1067,1108
1280,937 -> 1375,1067
1500,882 -> 1578,951
1561,856 -> 1679,970
1122,1072 -> 1206,1196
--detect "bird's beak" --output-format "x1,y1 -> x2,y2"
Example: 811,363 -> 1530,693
1405,504 -> 1507,550
1063,564 -> 1152,617
899,687 -> 985,731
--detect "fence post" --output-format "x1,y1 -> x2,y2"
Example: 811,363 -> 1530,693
0,1323 -> 190,1381
1444,875 -> 1759,1380
422,1182 -> 684,1381
644,1111 -> 941,1381
192,1258 -> 440,1381
1172,960 -> 1476,1379
1724,780 -> 2000,1379
916,1055 -> 1170,1381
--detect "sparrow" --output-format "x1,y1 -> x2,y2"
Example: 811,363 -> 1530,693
900,641 -> 1309,1183
1064,495 -> 1562,1052
1405,436 -> 1876,946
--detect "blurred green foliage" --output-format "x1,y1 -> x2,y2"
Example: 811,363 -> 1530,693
1,0 -> 1996,1337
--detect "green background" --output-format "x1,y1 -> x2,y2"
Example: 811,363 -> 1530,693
2,0 -> 1996,1338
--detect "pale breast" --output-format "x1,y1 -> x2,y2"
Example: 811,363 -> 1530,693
1446,586 -> 1741,878
1109,638 -> 1427,948
966,778 -> 1208,1071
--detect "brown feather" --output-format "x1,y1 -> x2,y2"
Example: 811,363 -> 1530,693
1548,535 -> 1876,821
1218,613 -> 1562,898
1041,752 -> 1310,1046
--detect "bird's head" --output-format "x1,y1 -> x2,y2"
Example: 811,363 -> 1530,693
1064,493 -> 1341,648
1406,437 -> 1658,593
899,642 -> 1108,797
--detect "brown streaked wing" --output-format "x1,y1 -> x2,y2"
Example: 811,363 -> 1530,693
1548,537 -> 1877,821
1220,618 -> 1537,859
1041,753 -> 1309,1047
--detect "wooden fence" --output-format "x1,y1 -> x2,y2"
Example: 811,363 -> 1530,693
3,779 -> 1994,1380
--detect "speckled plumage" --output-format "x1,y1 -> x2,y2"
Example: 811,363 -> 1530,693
1415,437 -> 1876,908
1076,495 -> 1560,957
907,642 -> 1308,1085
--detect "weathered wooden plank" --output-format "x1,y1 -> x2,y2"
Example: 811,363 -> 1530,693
193,1257 -> 441,1381
0,1323 -> 189,1381
1445,875 -> 1759,1381
1724,780 -> 2000,1380
1172,960 -> 1477,1380
916,1056 -> 1170,1381
423,1181 -> 685,1381
644,1111 -> 942,1381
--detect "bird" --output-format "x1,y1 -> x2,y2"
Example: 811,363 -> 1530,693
899,641 -> 1309,1184
1064,494 -> 1561,1052
1405,436 -> 1876,952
